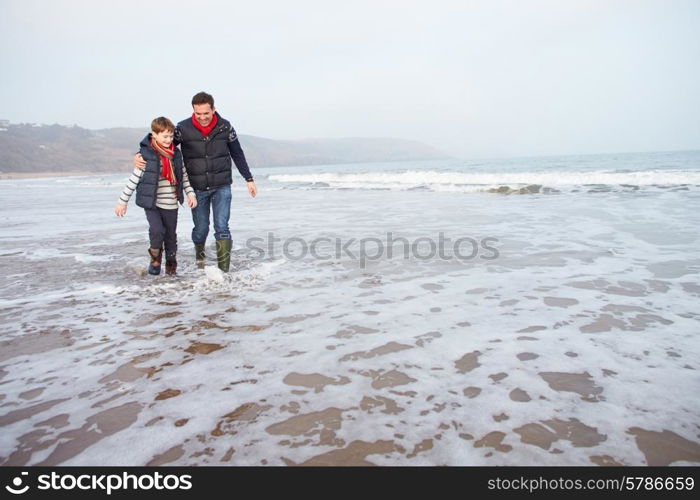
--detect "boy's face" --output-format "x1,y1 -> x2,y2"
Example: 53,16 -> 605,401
153,129 -> 174,147
193,103 -> 215,127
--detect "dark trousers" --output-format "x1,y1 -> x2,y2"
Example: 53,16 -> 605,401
144,207 -> 178,259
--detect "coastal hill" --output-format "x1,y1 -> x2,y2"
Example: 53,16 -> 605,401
0,122 -> 448,173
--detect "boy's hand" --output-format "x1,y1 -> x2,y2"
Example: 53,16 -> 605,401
187,194 -> 197,209
133,153 -> 146,169
115,204 -> 127,217
247,181 -> 258,198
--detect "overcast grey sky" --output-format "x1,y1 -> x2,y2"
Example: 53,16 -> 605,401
1,0 -> 698,157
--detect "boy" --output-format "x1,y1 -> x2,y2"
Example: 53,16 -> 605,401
115,117 -> 197,275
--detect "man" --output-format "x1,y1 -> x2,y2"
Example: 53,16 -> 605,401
135,92 -> 257,272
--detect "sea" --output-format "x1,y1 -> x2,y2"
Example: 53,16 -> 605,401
1,149 -> 699,465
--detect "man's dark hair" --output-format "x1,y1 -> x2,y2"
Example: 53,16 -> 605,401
192,91 -> 215,108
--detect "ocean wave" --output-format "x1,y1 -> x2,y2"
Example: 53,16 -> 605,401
267,169 -> 700,193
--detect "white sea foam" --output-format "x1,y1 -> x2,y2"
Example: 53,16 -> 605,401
268,169 -> 700,192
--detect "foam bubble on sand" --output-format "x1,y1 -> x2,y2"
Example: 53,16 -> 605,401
204,266 -> 225,282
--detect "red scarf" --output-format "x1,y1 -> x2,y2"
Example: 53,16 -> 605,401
150,137 -> 178,185
192,112 -> 219,137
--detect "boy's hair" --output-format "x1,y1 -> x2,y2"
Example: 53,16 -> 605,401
151,117 -> 175,134
192,91 -> 215,108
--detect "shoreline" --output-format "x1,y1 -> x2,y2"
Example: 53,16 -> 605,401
0,171 -> 121,180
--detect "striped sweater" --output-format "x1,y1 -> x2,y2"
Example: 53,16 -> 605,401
118,163 -> 195,210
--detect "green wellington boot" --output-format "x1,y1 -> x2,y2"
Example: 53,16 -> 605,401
194,243 -> 206,269
216,240 -> 232,272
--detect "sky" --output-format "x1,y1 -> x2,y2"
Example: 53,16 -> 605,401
1,0 -> 699,158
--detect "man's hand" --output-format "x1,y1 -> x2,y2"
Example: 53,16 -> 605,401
133,153 -> 146,169
115,204 -> 127,217
247,181 -> 258,198
187,194 -> 198,208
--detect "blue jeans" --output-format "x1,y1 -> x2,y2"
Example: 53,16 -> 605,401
191,185 -> 232,244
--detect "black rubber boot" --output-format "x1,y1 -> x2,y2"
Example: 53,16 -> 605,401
194,243 -> 206,269
148,247 -> 163,275
216,240 -> 232,272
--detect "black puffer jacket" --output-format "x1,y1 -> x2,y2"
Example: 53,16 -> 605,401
177,114 -> 235,191
135,134 -> 185,209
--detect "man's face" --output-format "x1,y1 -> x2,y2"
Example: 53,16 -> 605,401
193,103 -> 215,127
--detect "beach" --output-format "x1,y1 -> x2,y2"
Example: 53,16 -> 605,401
0,171 -> 95,180
1,151 -> 699,466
